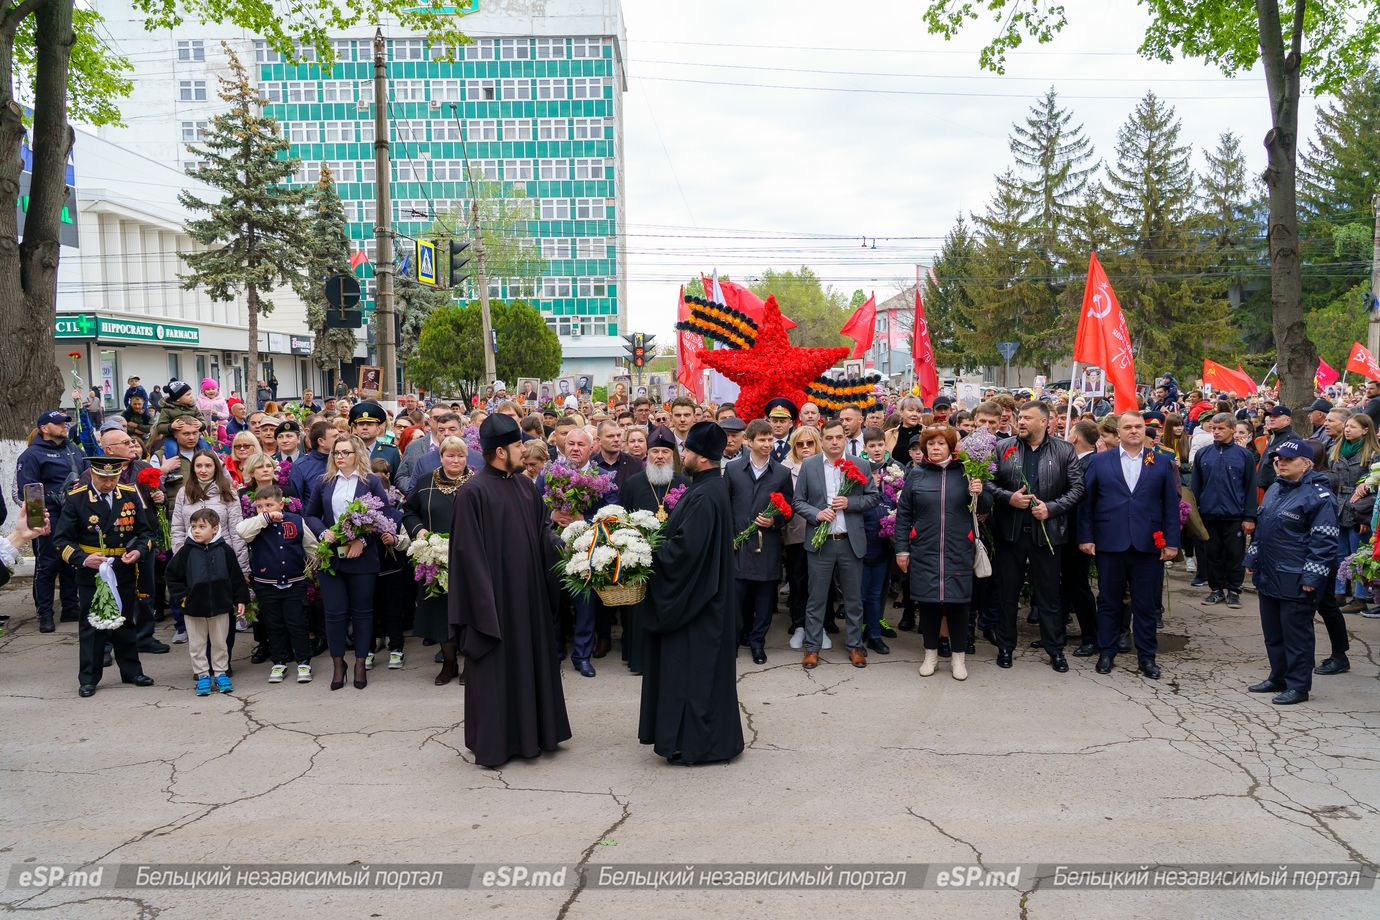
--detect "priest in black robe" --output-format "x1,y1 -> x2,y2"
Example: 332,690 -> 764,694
619,426 -> 689,675
450,413 -> 571,768
639,422 -> 744,765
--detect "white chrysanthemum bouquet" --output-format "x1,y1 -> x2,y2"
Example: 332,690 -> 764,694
406,532 -> 450,599
558,504 -> 662,606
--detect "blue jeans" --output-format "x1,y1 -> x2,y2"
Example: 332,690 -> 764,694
1335,527 -> 1369,599
861,560 -> 889,640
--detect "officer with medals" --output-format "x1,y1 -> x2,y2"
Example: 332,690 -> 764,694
54,455 -> 158,697
351,401 -> 401,480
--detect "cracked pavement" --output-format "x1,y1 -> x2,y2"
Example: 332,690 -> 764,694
1,571 -> 1378,919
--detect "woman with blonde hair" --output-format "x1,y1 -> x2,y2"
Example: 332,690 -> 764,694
783,425 -> 824,650
224,431 -> 260,486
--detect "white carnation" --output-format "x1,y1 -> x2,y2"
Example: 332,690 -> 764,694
628,510 -> 660,531
561,520 -> 591,544
598,504 -> 628,521
590,546 -> 618,572
565,554 -> 592,577
573,529 -> 597,552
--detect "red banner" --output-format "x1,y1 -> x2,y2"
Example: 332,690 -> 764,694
1073,252 -> 1137,413
911,287 -> 939,405
1346,342 -> 1380,381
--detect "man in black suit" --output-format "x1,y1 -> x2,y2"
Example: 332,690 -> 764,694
1064,420 -> 1101,657
985,400 -> 1085,672
725,419 -> 794,664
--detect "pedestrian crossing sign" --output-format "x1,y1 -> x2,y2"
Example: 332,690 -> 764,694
416,240 -> 437,286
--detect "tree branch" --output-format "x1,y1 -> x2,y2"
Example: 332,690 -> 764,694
2,0 -> 54,34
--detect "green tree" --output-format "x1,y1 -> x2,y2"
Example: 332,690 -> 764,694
1099,92 -> 1231,379
1011,87 -> 1098,261
179,47 -> 309,389
395,279 -> 453,366
409,304 -> 482,401
1198,131 -> 1271,350
924,215 -> 982,373
922,0 -> 1380,430
750,267 -> 851,349
1305,283 -> 1369,369
300,165 -> 362,377
957,171 -> 1037,370
496,300 -> 562,383
848,289 -> 867,310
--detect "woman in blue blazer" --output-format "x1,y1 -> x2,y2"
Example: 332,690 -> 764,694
305,434 -> 394,690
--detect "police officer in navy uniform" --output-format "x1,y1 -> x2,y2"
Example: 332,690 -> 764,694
53,455 -> 157,697
766,398 -> 798,464
16,409 -> 89,632
1244,438 -> 1338,705
350,401 -> 400,480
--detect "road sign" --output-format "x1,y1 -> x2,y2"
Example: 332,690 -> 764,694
416,240 -> 437,286
324,273 -> 361,310
997,341 -> 1019,362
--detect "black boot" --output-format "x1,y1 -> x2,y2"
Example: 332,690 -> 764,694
898,602 -> 916,632
435,641 -> 459,685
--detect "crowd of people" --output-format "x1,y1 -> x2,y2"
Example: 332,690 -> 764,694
9,370 -> 1374,744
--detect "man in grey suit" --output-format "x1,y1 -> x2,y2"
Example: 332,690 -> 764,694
792,418 -> 879,669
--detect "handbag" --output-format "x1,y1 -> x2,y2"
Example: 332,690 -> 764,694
972,507 -> 992,578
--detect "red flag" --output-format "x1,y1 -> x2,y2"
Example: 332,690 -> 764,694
349,249 -> 368,271
1315,357 -> 1340,388
911,286 -> 939,405
676,286 -> 704,401
1346,341 -> 1380,381
1203,359 -> 1257,396
1073,252 -> 1137,413
706,275 -> 797,331
839,293 -> 876,359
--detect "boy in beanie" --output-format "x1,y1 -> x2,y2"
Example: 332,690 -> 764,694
150,380 -> 205,455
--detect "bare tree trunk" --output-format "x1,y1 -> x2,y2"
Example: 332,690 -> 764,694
0,0 -> 69,439
246,282 -> 260,392
1257,0 -> 1315,435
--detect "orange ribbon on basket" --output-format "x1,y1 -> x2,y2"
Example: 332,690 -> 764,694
586,516 -> 624,586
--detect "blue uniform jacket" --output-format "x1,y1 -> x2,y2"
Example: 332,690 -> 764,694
1245,471 -> 1338,600
1192,440 -> 1257,520
16,437 -> 89,509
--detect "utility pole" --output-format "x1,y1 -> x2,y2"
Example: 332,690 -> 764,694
1370,191 -> 1380,357
372,29 -> 397,403
470,200 -> 497,383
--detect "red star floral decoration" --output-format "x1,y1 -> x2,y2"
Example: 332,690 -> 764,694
696,296 -> 848,422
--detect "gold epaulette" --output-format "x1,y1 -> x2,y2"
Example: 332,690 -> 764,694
67,484 -> 86,494
117,483 -> 137,492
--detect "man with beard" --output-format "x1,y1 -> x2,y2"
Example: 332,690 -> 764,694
639,422 -> 743,765
449,413 -> 571,767
620,427 -> 689,674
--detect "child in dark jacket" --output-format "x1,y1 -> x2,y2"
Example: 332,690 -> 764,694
236,484 -> 317,684
166,507 -> 249,695
861,428 -> 902,650
368,459 -> 413,671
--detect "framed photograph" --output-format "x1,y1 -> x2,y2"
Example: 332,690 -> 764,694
557,377 -> 578,401
1078,367 -> 1106,397
843,359 -> 864,379
649,384 -> 663,404
576,374 -> 593,396
649,374 -> 664,387
663,382 -> 681,402
539,381 -> 554,403
633,382 -> 651,401
516,378 -> 539,402
610,375 -> 632,402
358,365 -> 382,397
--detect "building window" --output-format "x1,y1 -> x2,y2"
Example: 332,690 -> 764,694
469,160 -> 500,180
570,38 -> 603,59
182,159 -> 210,173
573,198 -> 604,220
541,238 -> 572,259
177,40 -> 205,62
506,159 -> 534,181
502,79 -> 532,101
330,39 -> 357,62
542,277 -> 573,298
534,38 -> 563,59
576,237 -> 606,259
537,119 -> 568,141
285,122 -> 320,143
180,120 -> 208,142
538,159 -> 570,181
345,200 -> 376,223
571,117 -> 604,140
432,121 -> 463,142
573,158 -> 605,180
503,119 -> 534,141
179,80 -> 207,102
286,82 -> 318,103
499,38 -> 529,59
396,159 -> 429,183
393,80 -> 426,102
536,78 -> 566,100
391,38 -> 426,61
540,199 -> 571,220
571,77 -> 604,100
577,277 -> 608,297
466,119 -> 498,142
431,79 -> 462,102
254,41 -> 282,64
463,39 -> 497,60
321,121 -> 356,143
393,120 -> 428,143
295,161 -> 322,184
432,160 -> 467,181
469,79 -> 496,101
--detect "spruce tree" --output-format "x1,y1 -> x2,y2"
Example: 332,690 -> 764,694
179,46 -> 309,384
1010,87 -> 1098,261
1198,131 -> 1270,351
923,215 -> 981,373
958,171 -> 1041,373
299,165 -> 363,378
1101,91 -> 1231,378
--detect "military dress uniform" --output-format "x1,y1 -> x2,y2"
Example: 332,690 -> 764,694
53,457 -> 157,695
351,402 -> 401,480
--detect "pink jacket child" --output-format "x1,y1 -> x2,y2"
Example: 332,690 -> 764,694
198,378 -> 230,421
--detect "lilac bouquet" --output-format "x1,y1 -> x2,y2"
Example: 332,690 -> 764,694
957,429 -> 999,483
664,484 -> 687,511
878,463 -> 906,506
275,458 -> 292,487
878,511 -> 897,540
543,463 -> 614,518
240,492 -> 301,519
315,492 -> 398,575
1179,499 -> 1191,527
461,424 -> 482,453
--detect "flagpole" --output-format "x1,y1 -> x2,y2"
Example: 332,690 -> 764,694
1259,365 -> 1276,389
1066,362 -> 1079,433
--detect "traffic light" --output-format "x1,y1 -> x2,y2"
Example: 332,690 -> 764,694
448,240 -> 472,289
623,332 -> 655,368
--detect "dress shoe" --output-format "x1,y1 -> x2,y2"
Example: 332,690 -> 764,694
1341,597 -> 1368,612
995,648 -> 1013,669
1314,656 -> 1350,676
1137,657 -> 1161,680
865,637 -> 890,655
880,623 -> 898,639
593,638 -> 611,659
1248,679 -> 1285,693
249,644 -> 269,664
1026,611 -> 1038,624
138,640 -> 170,654
964,640 -> 976,655
78,684 -> 96,698
938,637 -> 951,658
1050,653 -> 1069,673
1095,653 -> 1115,674
1116,631 -> 1132,653
38,614 -> 55,633
422,637 -> 437,646
1073,641 -> 1098,657
1028,639 -> 1044,649
898,613 -> 915,632
1272,689 -> 1308,705
848,647 -> 867,668
919,649 -> 939,676
574,659 -> 596,678
103,648 -> 113,668
123,674 -> 155,687
801,651 -> 819,670
750,647 -> 767,665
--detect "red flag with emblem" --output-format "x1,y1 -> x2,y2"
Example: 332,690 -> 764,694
1347,342 -> 1380,380
706,275 -> 797,331
911,286 -> 939,405
1073,252 -> 1138,413
839,293 -> 876,359
1315,357 -> 1340,388
1202,359 -> 1257,396
676,286 -> 704,401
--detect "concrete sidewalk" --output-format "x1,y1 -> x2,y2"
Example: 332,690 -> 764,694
1,570 -> 1377,919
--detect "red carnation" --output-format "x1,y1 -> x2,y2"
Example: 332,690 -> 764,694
136,467 -> 162,489
1003,445 -> 1017,461
1153,530 -> 1166,549
770,492 -> 793,520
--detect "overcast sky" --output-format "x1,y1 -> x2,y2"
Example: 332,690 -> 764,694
619,0 -> 1322,345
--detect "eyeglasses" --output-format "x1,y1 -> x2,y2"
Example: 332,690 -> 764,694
332,450 -> 355,458
796,440 -> 817,447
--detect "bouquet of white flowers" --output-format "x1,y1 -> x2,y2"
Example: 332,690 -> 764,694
407,531 -> 450,599
558,504 -> 662,606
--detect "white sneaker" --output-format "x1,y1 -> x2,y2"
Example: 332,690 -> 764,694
171,630 -> 188,644
1185,558 -> 1197,573
822,634 -> 833,651
789,627 -> 805,650
388,651 -> 404,669
268,664 -> 287,683
296,664 -> 313,683
364,652 -> 375,670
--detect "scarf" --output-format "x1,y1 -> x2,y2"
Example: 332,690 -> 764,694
1341,438 -> 1363,459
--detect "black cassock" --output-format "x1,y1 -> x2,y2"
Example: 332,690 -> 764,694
449,465 -> 571,768
638,468 -> 744,764
620,469 -> 689,675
